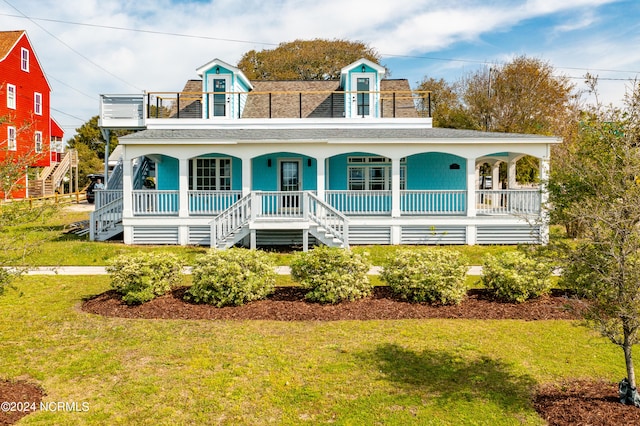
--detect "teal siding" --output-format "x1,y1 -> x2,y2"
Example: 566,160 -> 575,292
157,156 -> 179,190
252,153 -> 317,191
407,153 -> 466,190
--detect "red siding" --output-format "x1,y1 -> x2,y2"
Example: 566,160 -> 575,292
0,31 -> 58,198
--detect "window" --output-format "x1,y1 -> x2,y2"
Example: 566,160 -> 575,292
21,48 -> 29,72
6,84 -> 16,109
34,93 -> 42,115
347,156 -> 406,190
34,131 -> 42,153
357,77 -> 370,116
189,158 -> 231,190
7,127 -> 16,151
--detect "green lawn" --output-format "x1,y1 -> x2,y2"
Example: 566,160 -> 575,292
0,275 -> 624,425
15,205 -> 526,266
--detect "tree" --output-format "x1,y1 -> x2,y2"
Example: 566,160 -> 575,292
66,115 -> 131,187
415,77 -> 476,129
554,79 -> 640,399
237,39 -> 382,81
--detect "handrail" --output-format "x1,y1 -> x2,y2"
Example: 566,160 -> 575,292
50,150 -> 73,189
307,192 -> 349,248
210,193 -> 252,247
90,196 -> 123,241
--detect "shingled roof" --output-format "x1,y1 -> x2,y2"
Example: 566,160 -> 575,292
0,30 -> 24,61
172,79 -> 419,119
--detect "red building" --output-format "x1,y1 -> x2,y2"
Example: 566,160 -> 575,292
0,30 -> 64,199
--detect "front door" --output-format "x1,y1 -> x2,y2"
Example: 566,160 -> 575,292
280,160 -> 301,211
207,75 -> 230,118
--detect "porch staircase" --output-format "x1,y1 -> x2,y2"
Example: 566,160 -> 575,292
28,150 -> 76,197
211,192 -> 349,250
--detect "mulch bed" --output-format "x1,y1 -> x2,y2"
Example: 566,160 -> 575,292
23,286 -> 626,425
0,380 -> 44,426
82,287 -> 582,321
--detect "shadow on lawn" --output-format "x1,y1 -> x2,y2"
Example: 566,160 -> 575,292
360,343 -> 536,412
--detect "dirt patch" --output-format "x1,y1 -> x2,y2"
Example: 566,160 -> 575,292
534,380 -> 640,425
82,287 -> 581,321
0,380 -> 44,426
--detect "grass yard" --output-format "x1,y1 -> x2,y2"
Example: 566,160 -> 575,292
0,275 -> 624,425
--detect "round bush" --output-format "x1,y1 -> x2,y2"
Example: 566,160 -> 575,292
481,251 -> 553,303
106,252 -> 184,305
185,248 -> 276,307
290,246 -> 372,304
381,249 -> 468,305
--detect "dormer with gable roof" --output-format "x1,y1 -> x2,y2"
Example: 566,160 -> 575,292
196,58 -> 253,119
340,58 -> 386,118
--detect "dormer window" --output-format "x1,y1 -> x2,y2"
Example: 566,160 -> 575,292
357,77 -> 370,116
21,48 -> 29,72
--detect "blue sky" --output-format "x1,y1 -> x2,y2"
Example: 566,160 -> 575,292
1,0 -> 639,138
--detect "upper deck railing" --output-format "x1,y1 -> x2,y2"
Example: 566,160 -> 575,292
146,90 -> 431,119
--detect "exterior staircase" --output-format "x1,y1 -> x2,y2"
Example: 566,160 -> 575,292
211,192 -> 349,250
29,150 -> 76,197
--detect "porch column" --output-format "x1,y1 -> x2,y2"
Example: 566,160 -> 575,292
466,157 -> 476,217
539,154 -> 551,244
178,158 -> 189,218
507,154 -> 518,189
122,156 -> 133,244
492,162 -> 501,189
391,157 -> 401,217
316,157 -> 326,200
242,156 -> 252,196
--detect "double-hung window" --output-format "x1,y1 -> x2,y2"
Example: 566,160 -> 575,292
34,131 -> 43,153
189,158 -> 231,190
34,92 -> 42,115
347,156 -> 406,190
21,48 -> 29,72
7,127 -> 16,151
6,84 -> 16,109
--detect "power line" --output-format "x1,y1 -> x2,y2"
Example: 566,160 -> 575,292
1,0 -> 141,91
3,10 -> 640,77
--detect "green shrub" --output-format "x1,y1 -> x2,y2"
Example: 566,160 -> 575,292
481,251 -> 553,303
381,249 -> 468,305
106,252 -> 184,305
290,246 -> 372,304
185,248 -> 276,307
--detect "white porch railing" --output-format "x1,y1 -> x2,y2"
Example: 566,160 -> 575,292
256,191 -> 305,218
188,190 -> 242,215
90,196 -> 123,241
476,190 -> 541,215
211,193 -> 252,248
401,190 -> 466,215
325,190 -> 391,215
132,190 -> 179,215
95,190 -> 124,209
307,192 -> 349,248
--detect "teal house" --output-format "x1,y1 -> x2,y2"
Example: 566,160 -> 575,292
93,58 -> 560,249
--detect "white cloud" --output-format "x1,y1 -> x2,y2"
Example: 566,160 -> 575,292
0,0 -> 633,137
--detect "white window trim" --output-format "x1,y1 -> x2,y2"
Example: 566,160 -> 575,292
7,127 -> 16,151
34,131 -> 43,153
189,157 -> 232,190
347,163 -> 406,191
34,92 -> 42,115
21,48 -> 29,72
6,84 -> 16,109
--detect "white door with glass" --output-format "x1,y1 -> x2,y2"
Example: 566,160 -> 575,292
351,73 -> 374,118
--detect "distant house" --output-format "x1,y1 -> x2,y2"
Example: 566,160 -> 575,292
0,30 -> 67,199
93,58 -> 560,248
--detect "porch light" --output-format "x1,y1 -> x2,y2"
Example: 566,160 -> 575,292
449,163 -> 460,170
267,159 -> 272,167
215,66 -> 220,74
361,65 -> 366,72
307,159 -> 312,167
